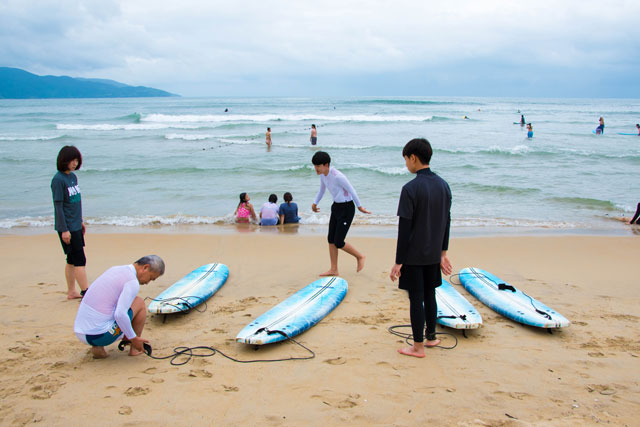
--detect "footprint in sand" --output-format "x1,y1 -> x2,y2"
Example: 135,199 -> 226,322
188,369 -> 213,378
587,384 -> 617,395
312,392 -> 360,409
119,406 -> 133,415
124,386 -> 150,396
27,374 -> 63,400
588,352 -> 605,358
324,357 -> 347,365
223,385 -> 239,392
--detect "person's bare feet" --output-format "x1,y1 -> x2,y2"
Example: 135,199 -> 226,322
67,292 -> 82,300
91,346 -> 108,359
129,348 -> 145,357
398,346 -> 425,358
319,269 -> 338,277
356,255 -> 366,272
424,339 -> 441,348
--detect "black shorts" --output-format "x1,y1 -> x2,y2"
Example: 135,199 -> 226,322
398,263 -> 442,292
58,229 -> 86,267
328,201 -> 355,249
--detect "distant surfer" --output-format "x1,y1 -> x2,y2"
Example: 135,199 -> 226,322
311,151 -> 371,276
527,123 -> 533,138
596,117 -> 605,134
636,123 -> 640,135
390,138 -> 452,358
520,114 -> 526,126
266,127 -> 272,148
310,124 -> 317,145
224,108 -> 228,112
51,146 -> 88,300
74,255 -> 164,359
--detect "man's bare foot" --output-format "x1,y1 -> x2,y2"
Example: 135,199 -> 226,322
356,255 -> 366,272
129,348 -> 145,357
398,347 -> 425,358
319,270 -> 338,277
67,292 -> 82,300
91,346 -> 108,359
424,339 -> 441,348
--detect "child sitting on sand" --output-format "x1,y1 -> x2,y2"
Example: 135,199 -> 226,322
260,194 -> 280,226
234,193 -> 256,223
279,192 -> 300,224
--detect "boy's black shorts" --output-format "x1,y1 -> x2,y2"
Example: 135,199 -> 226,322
328,201 -> 355,249
58,229 -> 86,267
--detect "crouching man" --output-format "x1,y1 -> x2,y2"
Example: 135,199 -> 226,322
74,255 -> 165,358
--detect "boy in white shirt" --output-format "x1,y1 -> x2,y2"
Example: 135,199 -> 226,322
311,151 -> 370,276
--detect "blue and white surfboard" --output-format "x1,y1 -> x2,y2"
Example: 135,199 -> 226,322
436,279 -> 482,329
458,267 -> 569,329
236,276 -> 348,345
148,263 -> 229,314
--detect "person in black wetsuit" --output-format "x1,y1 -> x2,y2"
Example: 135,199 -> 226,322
390,138 -> 452,358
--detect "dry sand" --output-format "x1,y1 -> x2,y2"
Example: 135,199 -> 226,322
0,232 -> 639,426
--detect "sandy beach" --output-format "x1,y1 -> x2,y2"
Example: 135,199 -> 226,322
0,231 -> 639,426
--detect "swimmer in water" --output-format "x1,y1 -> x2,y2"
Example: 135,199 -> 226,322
526,123 -> 533,138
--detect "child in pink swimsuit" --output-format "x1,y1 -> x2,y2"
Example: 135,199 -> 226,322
234,193 -> 256,223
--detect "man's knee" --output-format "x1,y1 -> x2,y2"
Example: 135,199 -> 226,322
131,296 -> 146,313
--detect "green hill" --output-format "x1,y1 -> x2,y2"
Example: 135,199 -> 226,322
0,67 -> 177,99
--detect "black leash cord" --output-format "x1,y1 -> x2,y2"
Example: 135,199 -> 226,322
139,333 -> 315,366
387,325 -> 458,350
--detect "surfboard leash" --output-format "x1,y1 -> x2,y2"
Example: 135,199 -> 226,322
144,296 -> 209,315
387,325 -> 458,350
119,331 -> 315,366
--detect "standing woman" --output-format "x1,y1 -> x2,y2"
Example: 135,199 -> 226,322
51,146 -> 89,299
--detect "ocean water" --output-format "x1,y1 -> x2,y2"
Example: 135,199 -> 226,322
1,96 -> 638,234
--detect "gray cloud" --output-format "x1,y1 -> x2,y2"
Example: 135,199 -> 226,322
1,0 -> 639,96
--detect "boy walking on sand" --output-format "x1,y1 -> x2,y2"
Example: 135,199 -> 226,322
390,138 -> 452,358
311,151 -> 370,276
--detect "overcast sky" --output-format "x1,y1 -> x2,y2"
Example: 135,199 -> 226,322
1,0 -> 639,97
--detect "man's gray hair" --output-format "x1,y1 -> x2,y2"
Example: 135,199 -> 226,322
135,255 -> 165,275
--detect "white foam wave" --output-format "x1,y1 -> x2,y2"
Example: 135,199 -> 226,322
165,133 -> 215,141
0,135 -> 61,141
0,214 -> 581,229
57,123 -> 199,131
142,113 -> 432,123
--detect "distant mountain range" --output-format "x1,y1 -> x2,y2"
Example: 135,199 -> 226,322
0,67 -> 177,99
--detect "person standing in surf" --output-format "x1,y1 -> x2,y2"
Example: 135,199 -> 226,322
310,124 -> 317,145
596,117 -> 605,134
266,127 -> 272,148
390,138 -> 452,358
311,151 -> 370,276
51,145 -> 89,300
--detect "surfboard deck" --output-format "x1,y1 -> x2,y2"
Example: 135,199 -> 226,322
236,276 -> 347,345
436,279 -> 482,329
458,267 -> 569,328
148,263 -> 229,314
616,132 -> 638,136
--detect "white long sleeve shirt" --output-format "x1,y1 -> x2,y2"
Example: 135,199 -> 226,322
313,167 -> 361,207
74,264 -> 139,339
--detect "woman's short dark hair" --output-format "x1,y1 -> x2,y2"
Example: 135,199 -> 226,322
268,194 -> 277,203
312,151 -> 331,166
402,138 -> 432,165
56,145 -> 82,172
283,192 -> 292,204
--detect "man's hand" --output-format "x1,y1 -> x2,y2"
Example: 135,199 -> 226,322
312,203 -> 319,213
390,263 -> 402,282
61,231 -> 71,244
440,253 -> 453,276
130,336 -> 150,354
358,206 -> 371,214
